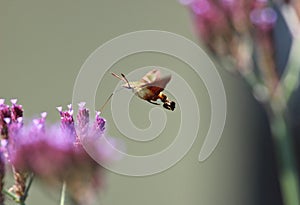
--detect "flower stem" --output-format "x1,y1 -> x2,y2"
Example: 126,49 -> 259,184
2,189 -> 18,201
21,173 -> 34,202
60,181 -> 66,205
270,112 -> 300,205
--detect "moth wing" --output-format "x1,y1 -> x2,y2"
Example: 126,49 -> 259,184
122,81 -> 146,89
142,75 -> 171,95
133,81 -> 147,88
141,69 -> 161,83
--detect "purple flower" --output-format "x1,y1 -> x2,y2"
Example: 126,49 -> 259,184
11,122 -> 73,179
181,0 -> 278,64
0,98 -> 122,205
191,0 -> 211,16
75,103 -> 106,140
76,102 -> 90,140
7,102 -> 119,204
0,99 -> 26,199
94,111 -> 106,133
57,104 -> 76,141
250,7 -> 277,31
0,99 -> 11,139
10,99 -> 23,123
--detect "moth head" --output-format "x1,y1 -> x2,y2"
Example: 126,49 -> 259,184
122,83 -> 132,89
111,72 -> 132,89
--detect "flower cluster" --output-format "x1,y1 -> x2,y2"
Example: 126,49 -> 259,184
182,1 -> 300,205
181,0 -> 277,76
0,99 -> 115,205
181,0 -> 293,106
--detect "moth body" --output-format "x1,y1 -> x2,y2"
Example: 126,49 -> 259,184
112,69 -> 176,111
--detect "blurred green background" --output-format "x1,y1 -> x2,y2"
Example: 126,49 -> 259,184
0,0 -> 271,204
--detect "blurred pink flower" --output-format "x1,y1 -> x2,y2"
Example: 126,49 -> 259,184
3,101 -> 116,204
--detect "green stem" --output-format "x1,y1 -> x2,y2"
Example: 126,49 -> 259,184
270,112 -> 300,205
2,189 -> 18,202
240,64 -> 300,205
60,181 -> 66,205
21,173 -> 34,203
20,199 -> 26,205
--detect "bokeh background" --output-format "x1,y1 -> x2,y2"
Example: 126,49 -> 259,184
0,0 -> 281,204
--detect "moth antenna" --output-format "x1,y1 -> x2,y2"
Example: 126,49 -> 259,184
99,93 -> 114,113
121,73 -> 131,89
111,72 -> 125,81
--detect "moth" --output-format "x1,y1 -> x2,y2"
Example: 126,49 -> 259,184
112,69 -> 175,111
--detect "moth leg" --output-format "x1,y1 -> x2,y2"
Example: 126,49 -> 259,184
147,100 -> 160,105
